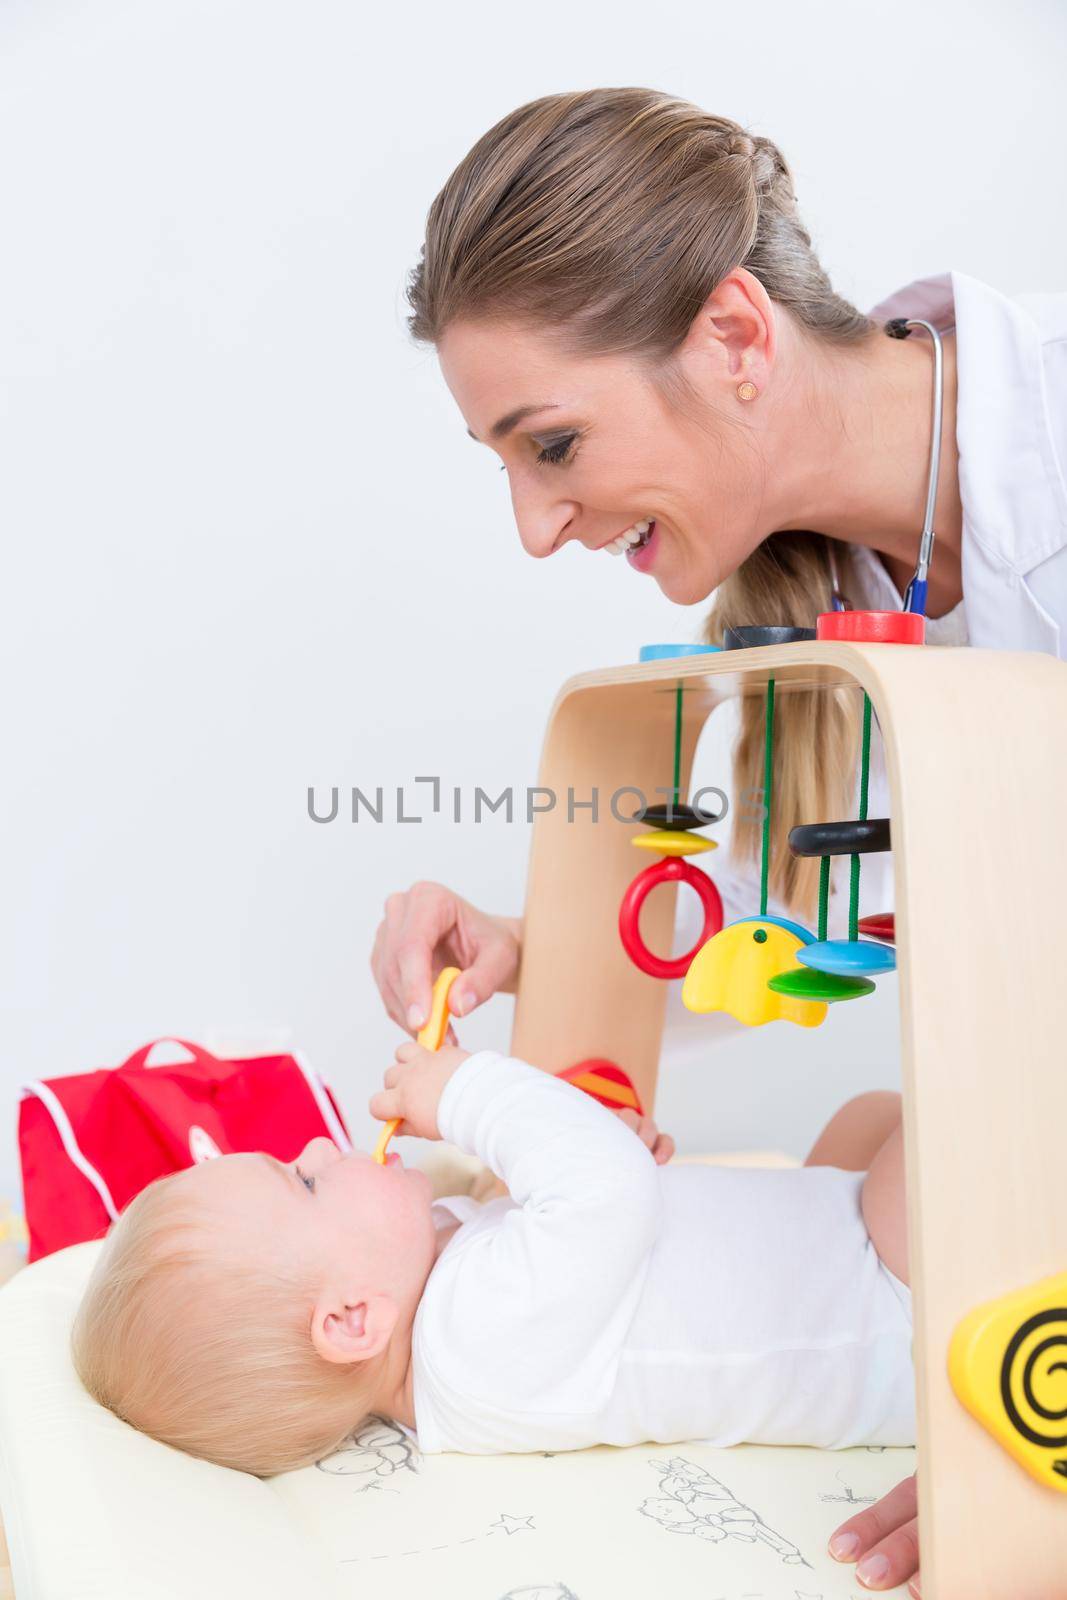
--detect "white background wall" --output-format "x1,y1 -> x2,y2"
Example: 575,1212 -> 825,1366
2,0 -> 1065,1202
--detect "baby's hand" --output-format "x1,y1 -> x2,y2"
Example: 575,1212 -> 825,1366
368,1041 -> 470,1143
613,1107 -> 675,1165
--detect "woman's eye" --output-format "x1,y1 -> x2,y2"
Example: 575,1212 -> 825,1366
535,434 -> 578,467
295,1165 -> 315,1194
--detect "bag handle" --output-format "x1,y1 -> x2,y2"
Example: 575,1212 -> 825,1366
120,1038 -> 222,1072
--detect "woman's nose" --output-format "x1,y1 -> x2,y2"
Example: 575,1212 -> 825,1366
511,491 -> 574,560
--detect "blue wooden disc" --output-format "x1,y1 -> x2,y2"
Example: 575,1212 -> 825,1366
638,643 -> 722,661
728,914 -> 815,945
798,939 -> 897,976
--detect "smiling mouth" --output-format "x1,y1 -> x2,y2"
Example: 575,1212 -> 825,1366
602,518 -> 655,556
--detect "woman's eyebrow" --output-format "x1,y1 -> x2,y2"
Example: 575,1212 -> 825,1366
467,402 -> 561,443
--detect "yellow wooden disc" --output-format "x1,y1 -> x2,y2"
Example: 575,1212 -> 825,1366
949,1270 -> 1067,1492
632,830 -> 718,856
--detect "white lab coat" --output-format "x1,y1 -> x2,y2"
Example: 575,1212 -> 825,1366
871,271 -> 1067,656
665,272 -> 1067,1060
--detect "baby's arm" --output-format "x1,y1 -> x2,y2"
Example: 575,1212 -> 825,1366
427,1049 -> 663,1409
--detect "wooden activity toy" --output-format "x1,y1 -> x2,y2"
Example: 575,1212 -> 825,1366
507,615 -> 1067,1598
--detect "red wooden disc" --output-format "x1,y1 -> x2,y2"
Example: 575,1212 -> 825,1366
558,1059 -> 645,1118
858,912 -> 896,943
816,610 -> 926,645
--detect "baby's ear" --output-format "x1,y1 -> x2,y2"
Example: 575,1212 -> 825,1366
310,1291 -> 398,1365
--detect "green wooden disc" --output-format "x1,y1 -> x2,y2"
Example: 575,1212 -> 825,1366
768,968 -> 875,1003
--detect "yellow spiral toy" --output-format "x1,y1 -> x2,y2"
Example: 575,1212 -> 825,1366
372,966 -> 461,1165
949,1270 -> 1067,1492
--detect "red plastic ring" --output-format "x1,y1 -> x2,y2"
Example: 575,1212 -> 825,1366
816,609 -> 926,645
618,857 -> 723,980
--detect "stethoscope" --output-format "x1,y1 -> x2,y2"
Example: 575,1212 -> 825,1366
828,316 -> 944,617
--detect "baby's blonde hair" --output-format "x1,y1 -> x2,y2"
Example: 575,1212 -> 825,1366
71,1170 -> 383,1476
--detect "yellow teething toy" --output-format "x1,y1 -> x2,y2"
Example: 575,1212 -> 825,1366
372,966 -> 461,1165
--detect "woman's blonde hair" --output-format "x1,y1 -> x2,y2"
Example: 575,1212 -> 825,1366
71,1171 -> 381,1476
406,87 -> 871,913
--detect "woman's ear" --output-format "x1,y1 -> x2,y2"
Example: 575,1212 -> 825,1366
681,266 -> 777,389
310,1290 -> 399,1366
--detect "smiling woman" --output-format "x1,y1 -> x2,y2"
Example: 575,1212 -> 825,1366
405,87 -> 886,913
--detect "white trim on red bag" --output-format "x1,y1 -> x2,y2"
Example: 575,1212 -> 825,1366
292,1052 -> 352,1152
20,1081 -> 120,1223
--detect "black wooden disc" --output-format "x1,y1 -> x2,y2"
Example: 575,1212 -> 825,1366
722,625 -> 817,651
788,818 -> 891,858
633,802 -> 723,830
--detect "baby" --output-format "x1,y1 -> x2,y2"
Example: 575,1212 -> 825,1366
72,1042 -> 913,1477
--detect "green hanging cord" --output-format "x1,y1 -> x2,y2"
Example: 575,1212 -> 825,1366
818,855 -> 830,942
759,678 -> 775,917
672,681 -> 683,809
848,693 -> 873,941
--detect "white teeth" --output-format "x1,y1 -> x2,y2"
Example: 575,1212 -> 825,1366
604,519 -> 653,556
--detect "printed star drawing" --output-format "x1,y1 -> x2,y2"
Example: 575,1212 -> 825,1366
638,1455 -> 810,1567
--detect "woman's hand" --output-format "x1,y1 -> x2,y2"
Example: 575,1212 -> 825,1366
614,1106 -> 675,1165
371,881 -> 522,1035
829,1473 -> 920,1595
368,1040 -> 471,1144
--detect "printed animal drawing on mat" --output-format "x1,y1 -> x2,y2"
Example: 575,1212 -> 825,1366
316,1415 -> 419,1490
638,1455 -> 810,1567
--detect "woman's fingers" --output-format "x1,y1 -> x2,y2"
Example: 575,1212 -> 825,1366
450,938 -> 516,1018
387,883 -> 458,1032
371,903 -> 419,1032
395,935 -> 436,1032
829,1475 -> 919,1588
853,1518 -> 920,1591
370,923 -> 406,1031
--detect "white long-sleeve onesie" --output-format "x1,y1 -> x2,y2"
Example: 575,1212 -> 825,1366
404,1049 -> 914,1456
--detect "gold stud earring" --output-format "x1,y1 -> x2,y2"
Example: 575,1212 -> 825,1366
736,380 -> 758,401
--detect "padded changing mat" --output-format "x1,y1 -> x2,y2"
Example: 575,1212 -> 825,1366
0,1240 -> 916,1600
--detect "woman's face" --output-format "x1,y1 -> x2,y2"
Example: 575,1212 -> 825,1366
437,313 -> 772,605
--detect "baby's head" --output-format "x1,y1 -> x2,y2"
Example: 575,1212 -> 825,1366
71,1138 -> 436,1475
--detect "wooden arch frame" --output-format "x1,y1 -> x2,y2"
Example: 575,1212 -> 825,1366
511,640 -> 1067,1599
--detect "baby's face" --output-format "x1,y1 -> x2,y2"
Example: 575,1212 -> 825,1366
176,1137 -> 437,1309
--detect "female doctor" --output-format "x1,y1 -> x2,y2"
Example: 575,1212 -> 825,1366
371,88 -> 1067,1596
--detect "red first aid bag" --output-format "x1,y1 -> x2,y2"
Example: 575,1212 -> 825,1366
18,1038 -> 352,1263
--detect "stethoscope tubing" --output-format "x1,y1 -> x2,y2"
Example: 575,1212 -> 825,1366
890,317 -> 944,617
